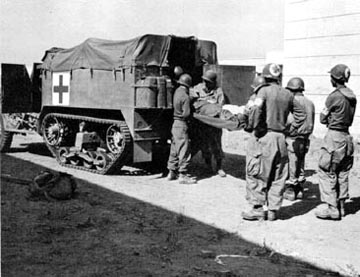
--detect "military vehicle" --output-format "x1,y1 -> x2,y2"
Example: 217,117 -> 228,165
0,63 -> 41,151
1,34 -> 255,174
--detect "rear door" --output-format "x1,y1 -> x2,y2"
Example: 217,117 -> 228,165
1,63 -> 33,113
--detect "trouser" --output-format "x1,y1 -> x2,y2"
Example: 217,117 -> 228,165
200,125 -> 224,168
286,136 -> 310,185
318,129 -> 354,207
245,132 -> 289,210
167,120 -> 191,174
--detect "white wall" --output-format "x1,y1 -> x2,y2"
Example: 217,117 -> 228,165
283,0 -> 360,138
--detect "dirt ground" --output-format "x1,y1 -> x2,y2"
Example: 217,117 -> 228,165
1,131 -> 359,277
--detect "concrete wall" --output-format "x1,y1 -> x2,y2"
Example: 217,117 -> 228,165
283,0 -> 360,139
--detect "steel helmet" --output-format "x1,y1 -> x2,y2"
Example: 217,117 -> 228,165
286,77 -> 305,91
329,64 -> 351,82
202,70 -> 217,83
174,66 -> 184,78
251,75 -> 267,93
178,73 -> 192,88
262,63 -> 282,80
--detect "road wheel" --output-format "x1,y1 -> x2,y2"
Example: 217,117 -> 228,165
0,114 -> 14,152
106,124 -> 127,154
94,151 -> 111,171
42,114 -> 65,147
104,121 -> 132,174
83,151 -> 96,169
58,147 -> 70,164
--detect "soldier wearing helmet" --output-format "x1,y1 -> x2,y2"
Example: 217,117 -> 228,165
262,63 -> 283,83
315,64 -> 357,220
177,73 -> 192,88
239,75 -> 269,216
190,69 -> 226,177
283,77 -> 315,201
166,73 -> 197,184
174,66 -> 184,79
242,63 -> 294,221
251,75 -> 268,93
243,75 -> 268,134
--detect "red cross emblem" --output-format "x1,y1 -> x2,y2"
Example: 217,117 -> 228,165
269,63 -> 281,77
52,72 -> 70,105
53,75 -> 68,103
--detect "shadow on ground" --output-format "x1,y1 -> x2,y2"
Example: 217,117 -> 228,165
188,151 -> 247,181
280,178 -> 360,220
346,197 -> 360,215
7,139 -> 248,180
280,180 -> 322,220
127,147 -> 247,181
1,154 -> 340,277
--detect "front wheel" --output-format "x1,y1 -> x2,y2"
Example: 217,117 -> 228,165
0,114 -> 14,152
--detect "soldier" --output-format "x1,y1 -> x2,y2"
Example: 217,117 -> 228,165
190,70 -> 226,177
315,64 -> 357,220
242,75 -> 268,135
283,77 -> 315,201
242,75 -> 269,216
242,63 -> 294,221
173,66 -> 184,80
167,73 -> 197,184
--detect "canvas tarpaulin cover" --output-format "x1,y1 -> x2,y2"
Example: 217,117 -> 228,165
41,34 -> 217,72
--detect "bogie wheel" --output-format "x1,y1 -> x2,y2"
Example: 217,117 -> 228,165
0,114 -> 14,153
58,147 -> 70,164
70,157 -> 81,166
83,151 -> 96,169
94,152 -> 111,171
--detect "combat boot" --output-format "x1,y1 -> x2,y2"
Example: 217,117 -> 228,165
178,174 -> 197,185
242,206 -> 265,221
294,184 -> 304,199
167,170 -> 178,181
283,185 -> 296,201
216,159 -> 226,177
267,210 -> 277,221
338,199 -> 346,218
315,204 -> 340,220
217,169 -> 226,177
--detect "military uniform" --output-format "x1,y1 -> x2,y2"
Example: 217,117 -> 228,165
242,77 -> 269,220
317,85 -> 356,219
167,75 -> 196,184
191,81 -> 225,176
284,90 -> 315,200
243,78 -> 294,220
